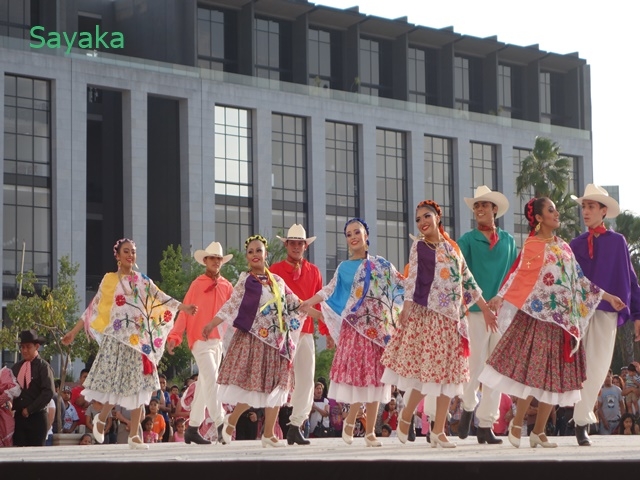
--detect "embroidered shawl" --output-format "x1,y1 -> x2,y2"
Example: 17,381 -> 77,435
216,272 -> 304,361
81,272 -> 181,364
405,239 -> 482,339
498,237 -> 604,350
317,256 -> 405,347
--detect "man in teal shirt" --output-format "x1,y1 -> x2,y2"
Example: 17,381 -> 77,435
456,186 -> 517,444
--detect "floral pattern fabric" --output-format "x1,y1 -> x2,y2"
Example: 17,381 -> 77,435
82,272 -> 181,364
318,256 -> 405,347
215,272 -> 305,361
404,239 -> 482,340
498,237 -> 604,345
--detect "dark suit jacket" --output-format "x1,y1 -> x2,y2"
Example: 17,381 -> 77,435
11,356 -> 55,414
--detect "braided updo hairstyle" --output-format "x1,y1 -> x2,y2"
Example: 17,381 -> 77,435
113,238 -> 136,259
524,197 -> 549,233
344,217 -> 370,247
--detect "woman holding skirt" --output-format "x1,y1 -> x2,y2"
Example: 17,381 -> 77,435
478,197 -> 625,448
300,218 -> 404,447
380,200 -> 496,448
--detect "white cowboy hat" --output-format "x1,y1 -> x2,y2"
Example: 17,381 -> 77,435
463,185 -> 510,218
193,242 -> 233,266
571,184 -> 620,218
276,224 -> 317,245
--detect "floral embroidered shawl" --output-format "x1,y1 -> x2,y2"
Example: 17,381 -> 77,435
318,256 -> 405,347
82,272 -> 181,364
405,239 -> 482,339
215,272 -> 304,361
498,237 -> 603,350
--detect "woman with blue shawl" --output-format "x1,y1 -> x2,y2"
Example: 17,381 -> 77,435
300,218 -> 404,447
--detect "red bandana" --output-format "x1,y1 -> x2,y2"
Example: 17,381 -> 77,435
587,224 -> 607,259
478,224 -> 499,250
204,276 -> 218,293
289,260 -> 302,281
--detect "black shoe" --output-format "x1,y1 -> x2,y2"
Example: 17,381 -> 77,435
575,424 -> 592,446
217,424 -> 226,445
476,427 -> 503,445
184,425 -> 212,445
407,417 -> 416,442
457,409 -> 473,439
286,425 -> 311,445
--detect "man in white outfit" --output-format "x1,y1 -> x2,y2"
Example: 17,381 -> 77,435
167,242 -> 234,444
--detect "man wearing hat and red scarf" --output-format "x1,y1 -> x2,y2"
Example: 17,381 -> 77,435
167,242 -> 234,444
454,186 -> 517,444
271,224 -> 327,445
570,184 -> 640,446
11,329 -> 55,446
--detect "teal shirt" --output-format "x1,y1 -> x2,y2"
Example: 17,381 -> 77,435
457,228 -> 517,312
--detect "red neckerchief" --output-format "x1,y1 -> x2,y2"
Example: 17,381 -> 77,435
587,224 -> 607,259
478,224 -> 499,250
287,259 -> 302,281
204,274 -> 220,293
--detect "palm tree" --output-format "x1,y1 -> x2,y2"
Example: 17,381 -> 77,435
611,211 -> 640,368
515,136 -> 580,241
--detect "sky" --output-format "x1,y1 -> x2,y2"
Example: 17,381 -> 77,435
316,0 -> 640,215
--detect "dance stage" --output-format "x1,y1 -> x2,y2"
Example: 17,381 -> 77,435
1,434 -> 638,479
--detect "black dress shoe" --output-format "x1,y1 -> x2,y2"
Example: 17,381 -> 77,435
184,425 -> 212,445
217,424 -> 226,445
575,424 -> 592,446
457,409 -> 473,439
286,425 -> 311,445
476,427 -> 503,444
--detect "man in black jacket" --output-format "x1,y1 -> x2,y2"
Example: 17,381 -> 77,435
11,329 -> 56,446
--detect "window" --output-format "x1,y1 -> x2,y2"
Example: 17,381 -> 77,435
215,106 -> 253,250
498,64 -> 523,119
512,148 -> 535,248
424,135 -> 455,237
376,129 -> 407,269
455,56 -> 482,112
325,121 -> 359,278
408,47 -> 438,105
197,7 -> 237,72
272,114 -> 307,237
540,71 -> 565,125
255,17 -> 292,81
0,0 -> 34,39
359,38 -> 391,97
470,142 -> 497,230
308,28 -> 333,88
3,74 -> 52,291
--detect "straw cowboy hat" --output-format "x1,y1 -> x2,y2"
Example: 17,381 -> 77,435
463,185 -> 510,218
276,224 -> 317,245
193,242 -> 233,266
571,184 -> 620,218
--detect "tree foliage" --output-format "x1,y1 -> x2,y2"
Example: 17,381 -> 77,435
0,256 -> 93,432
515,136 -> 580,240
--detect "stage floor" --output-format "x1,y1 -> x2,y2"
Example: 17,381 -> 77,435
1,434 -> 638,478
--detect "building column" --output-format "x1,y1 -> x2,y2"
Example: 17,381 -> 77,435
407,129 -> 425,230
359,122 -> 377,252
122,89 -> 148,272
497,142 -> 515,235
453,138 -> 472,236
307,116 -> 326,274
253,108 -> 272,237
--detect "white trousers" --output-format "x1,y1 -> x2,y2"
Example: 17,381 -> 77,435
573,310 -> 618,426
461,311 -> 502,427
289,333 -> 316,427
188,339 -> 224,428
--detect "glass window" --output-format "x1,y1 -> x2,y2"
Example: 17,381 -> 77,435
255,17 -> 292,82
197,6 -> 237,72
272,113 -> 307,237
214,105 -> 253,250
0,0 -> 31,39
325,121 -> 359,278
376,129 -> 407,269
308,28 -> 334,88
469,142 -> 497,230
359,38 -> 391,98
3,74 -> 52,290
424,135 -> 455,237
